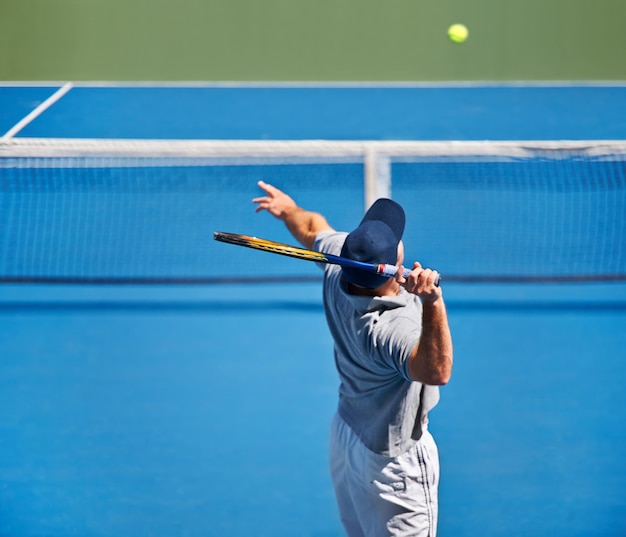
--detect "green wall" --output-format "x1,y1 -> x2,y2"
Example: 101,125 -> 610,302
1,0 -> 625,81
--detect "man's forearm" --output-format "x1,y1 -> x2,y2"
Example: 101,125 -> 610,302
281,206 -> 332,249
409,300 -> 454,385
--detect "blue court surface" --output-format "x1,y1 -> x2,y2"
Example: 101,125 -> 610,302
2,82 -> 626,140
1,83 -> 626,537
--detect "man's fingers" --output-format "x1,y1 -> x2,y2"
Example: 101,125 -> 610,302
252,195 -> 269,213
424,270 -> 441,288
404,266 -> 441,297
395,266 -> 407,284
257,180 -> 278,195
418,269 -> 438,286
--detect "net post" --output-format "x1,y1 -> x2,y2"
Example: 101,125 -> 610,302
364,147 -> 391,210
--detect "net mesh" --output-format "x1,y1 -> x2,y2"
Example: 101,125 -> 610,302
1,138 -> 625,284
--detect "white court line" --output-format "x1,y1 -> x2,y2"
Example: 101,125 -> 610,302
1,82 -> 73,140
2,80 -> 626,88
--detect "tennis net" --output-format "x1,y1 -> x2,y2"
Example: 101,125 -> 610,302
1,138 -> 625,284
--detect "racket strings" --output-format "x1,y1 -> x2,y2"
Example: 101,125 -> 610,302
214,232 -> 329,262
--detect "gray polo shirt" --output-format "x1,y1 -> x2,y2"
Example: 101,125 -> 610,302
314,230 -> 440,457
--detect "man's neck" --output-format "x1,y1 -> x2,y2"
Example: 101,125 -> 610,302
346,279 -> 400,297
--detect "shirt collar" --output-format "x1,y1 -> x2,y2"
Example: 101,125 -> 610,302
340,278 -> 411,314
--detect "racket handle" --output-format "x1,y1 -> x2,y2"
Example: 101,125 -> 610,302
379,265 -> 441,287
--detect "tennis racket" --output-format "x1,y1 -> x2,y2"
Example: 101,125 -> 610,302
214,232 -> 440,286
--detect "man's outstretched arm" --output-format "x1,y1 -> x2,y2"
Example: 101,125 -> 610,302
253,181 -> 333,249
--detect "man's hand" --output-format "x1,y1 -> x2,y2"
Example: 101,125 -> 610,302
252,180 -> 333,249
401,262 -> 442,303
253,181 -> 298,220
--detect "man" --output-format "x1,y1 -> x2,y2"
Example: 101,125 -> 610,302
253,180 -> 453,537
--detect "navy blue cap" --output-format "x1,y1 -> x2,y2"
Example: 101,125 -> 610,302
340,198 -> 405,289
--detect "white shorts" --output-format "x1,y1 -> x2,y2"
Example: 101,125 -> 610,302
329,413 -> 440,537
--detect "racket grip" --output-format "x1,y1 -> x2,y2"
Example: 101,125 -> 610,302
381,265 -> 441,287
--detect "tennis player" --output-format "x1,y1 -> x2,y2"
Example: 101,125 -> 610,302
253,180 -> 453,537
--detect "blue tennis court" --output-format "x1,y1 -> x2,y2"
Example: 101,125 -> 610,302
1,83 -> 626,537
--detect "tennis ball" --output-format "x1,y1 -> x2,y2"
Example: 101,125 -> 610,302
448,23 -> 469,44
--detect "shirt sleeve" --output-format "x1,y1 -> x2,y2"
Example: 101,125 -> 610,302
313,230 -> 348,270
373,309 -> 422,382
